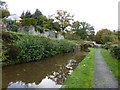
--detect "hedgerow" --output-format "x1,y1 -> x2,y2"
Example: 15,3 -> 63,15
2,31 -> 76,65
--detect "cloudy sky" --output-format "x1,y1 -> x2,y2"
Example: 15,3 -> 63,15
3,0 -> 119,32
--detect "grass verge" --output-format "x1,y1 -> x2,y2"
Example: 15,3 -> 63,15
63,48 -> 97,88
101,49 -> 120,85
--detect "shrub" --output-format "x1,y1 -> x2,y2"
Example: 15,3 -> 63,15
36,26 -> 44,33
58,39 -> 76,53
102,42 -> 112,50
21,18 -> 37,26
8,25 -> 19,32
2,31 -> 18,43
2,31 -> 76,65
110,46 -> 120,60
102,35 -> 113,44
15,35 -> 45,62
15,35 -> 76,62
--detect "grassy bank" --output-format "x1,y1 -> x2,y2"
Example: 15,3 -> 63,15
63,48 -> 97,88
1,30 -> 76,66
101,49 -> 120,85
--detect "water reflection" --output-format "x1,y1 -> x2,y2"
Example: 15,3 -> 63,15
8,77 -> 62,88
2,51 -> 87,88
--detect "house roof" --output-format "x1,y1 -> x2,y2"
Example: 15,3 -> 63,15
6,14 -> 22,21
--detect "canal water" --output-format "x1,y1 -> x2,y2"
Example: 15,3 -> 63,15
2,50 -> 88,88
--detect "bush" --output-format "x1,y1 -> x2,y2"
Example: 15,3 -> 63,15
110,46 -> 120,60
21,18 -> 37,26
102,42 -> 112,50
102,35 -> 113,44
15,35 -> 46,62
58,39 -> 76,53
2,31 -> 76,65
8,25 -> 19,32
15,35 -> 76,62
2,31 -> 18,43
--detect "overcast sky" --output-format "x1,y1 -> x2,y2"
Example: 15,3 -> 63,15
3,0 -> 119,32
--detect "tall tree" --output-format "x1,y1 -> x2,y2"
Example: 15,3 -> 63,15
52,22 -> 60,31
86,26 -> 95,40
0,0 -> 10,18
32,9 -> 43,25
21,18 -> 37,26
102,35 -> 113,44
53,10 -> 74,31
20,11 -> 25,19
72,21 -> 94,40
95,29 -> 112,44
32,9 -> 42,19
20,11 -> 32,19
0,9 -> 10,18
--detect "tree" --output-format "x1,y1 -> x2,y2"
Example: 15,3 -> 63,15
0,0 -> 7,9
0,9 -> 10,18
72,21 -> 94,40
53,10 -> 74,31
42,18 -> 54,30
32,9 -> 43,25
32,9 -> 42,19
20,11 -> 32,19
102,35 -> 113,44
111,30 -> 119,42
52,22 -> 60,31
86,26 -> 95,40
20,11 -> 25,19
0,0 -> 10,18
95,29 -> 112,44
72,21 -> 80,30
21,18 -> 37,26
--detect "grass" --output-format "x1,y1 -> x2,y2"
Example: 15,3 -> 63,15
101,49 -> 120,85
63,48 -> 97,88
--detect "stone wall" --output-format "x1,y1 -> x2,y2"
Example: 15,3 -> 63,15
2,23 -> 64,39
57,34 -> 64,39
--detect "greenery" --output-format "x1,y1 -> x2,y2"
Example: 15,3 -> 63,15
15,35 -> 76,62
102,42 -> 112,49
102,35 -> 113,44
101,49 -> 120,85
8,25 -> 19,32
72,21 -> 94,40
53,10 -> 74,31
32,9 -> 43,25
20,10 -> 32,19
110,46 -> 120,60
21,18 -> 37,26
0,9 -> 10,18
2,31 -> 76,65
95,29 -> 113,44
63,48 -> 97,88
1,6 -> 96,41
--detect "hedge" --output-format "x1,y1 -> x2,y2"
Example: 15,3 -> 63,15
2,30 -> 76,65
110,46 -> 120,60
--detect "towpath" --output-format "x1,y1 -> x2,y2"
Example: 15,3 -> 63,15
94,48 -> 118,88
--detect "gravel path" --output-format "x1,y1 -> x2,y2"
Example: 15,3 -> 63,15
94,48 -> 118,88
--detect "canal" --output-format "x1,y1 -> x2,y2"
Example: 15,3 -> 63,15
2,50 -> 88,88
